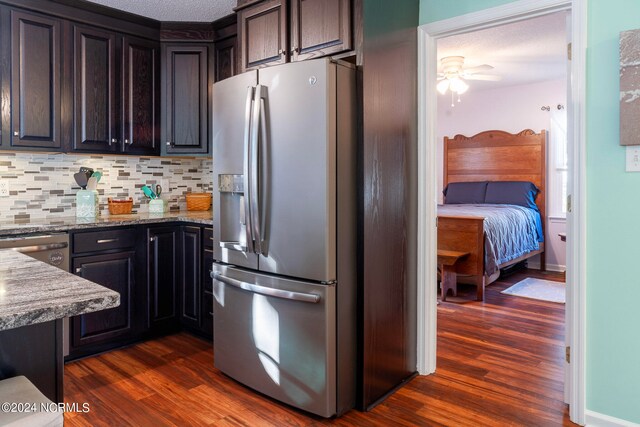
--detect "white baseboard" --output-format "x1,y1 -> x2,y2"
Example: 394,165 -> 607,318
586,410 -> 640,427
527,261 -> 566,272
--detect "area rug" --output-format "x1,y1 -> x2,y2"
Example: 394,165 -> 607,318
501,277 -> 565,303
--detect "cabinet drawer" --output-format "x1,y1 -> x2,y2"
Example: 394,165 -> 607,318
73,229 -> 136,253
203,228 -> 214,249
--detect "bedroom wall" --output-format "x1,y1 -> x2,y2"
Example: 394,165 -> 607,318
436,79 -> 567,270
422,0 -> 640,424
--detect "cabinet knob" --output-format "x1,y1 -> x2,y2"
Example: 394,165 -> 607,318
75,267 -> 82,273
124,139 -> 130,145
149,237 -> 156,242
278,49 -> 285,56
13,131 -> 18,137
291,46 -> 299,54
166,141 -> 174,147
110,138 -> 117,145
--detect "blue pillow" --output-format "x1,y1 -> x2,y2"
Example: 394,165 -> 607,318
485,181 -> 539,210
443,181 -> 487,204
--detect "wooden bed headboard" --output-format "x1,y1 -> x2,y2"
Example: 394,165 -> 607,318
443,129 -> 547,223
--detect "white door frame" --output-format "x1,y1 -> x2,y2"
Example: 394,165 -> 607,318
416,0 -> 587,424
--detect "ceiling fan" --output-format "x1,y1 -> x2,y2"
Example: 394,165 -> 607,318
437,56 -> 501,105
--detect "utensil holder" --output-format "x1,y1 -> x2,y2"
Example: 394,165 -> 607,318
149,198 -> 167,213
76,190 -> 99,217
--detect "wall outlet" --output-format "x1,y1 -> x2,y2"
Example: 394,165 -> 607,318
626,146 -> 640,172
0,181 -> 8,197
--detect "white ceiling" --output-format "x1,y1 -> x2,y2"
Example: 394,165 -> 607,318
437,11 -> 568,91
85,0 -> 235,22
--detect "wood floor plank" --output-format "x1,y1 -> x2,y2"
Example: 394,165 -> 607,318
64,268 -> 574,426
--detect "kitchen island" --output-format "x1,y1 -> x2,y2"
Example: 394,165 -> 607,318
0,250 -> 120,403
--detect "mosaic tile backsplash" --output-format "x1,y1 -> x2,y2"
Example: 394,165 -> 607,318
0,153 -> 213,222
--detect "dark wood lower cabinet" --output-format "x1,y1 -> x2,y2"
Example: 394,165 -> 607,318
69,250 -> 144,358
0,319 -> 63,403
201,247 -> 214,338
68,224 -> 213,359
147,226 -> 179,332
179,226 -> 201,328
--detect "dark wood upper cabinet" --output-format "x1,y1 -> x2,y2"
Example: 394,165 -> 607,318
290,0 -> 351,61
237,0 -> 288,71
213,14 -> 238,82
71,32 -> 161,155
236,0 -> 352,72
72,25 -> 117,152
0,7 -> 6,149
9,10 -> 61,150
214,36 -> 237,82
163,44 -> 209,154
122,36 -> 160,155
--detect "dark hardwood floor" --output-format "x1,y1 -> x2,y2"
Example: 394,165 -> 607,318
64,268 -> 573,426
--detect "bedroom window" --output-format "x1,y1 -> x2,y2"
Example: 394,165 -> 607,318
550,108 -> 568,217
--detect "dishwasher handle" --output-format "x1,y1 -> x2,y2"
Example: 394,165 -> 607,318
212,271 -> 320,304
11,242 -> 68,254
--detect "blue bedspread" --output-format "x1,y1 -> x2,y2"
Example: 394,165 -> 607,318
437,204 -> 543,275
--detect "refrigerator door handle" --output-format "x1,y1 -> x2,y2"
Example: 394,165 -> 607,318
219,242 -> 248,252
243,86 -> 255,253
250,85 -> 265,254
212,271 -> 321,304
258,96 -> 268,248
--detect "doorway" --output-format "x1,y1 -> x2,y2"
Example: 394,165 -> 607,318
416,0 -> 587,425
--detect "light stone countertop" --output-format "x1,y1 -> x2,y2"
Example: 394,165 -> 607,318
0,250 -> 120,331
0,210 -> 213,237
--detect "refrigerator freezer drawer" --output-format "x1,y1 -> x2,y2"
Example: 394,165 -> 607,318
211,263 -> 337,417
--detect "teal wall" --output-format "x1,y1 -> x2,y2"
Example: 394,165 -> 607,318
419,0 -> 515,24
420,0 -> 640,423
584,0 -> 640,422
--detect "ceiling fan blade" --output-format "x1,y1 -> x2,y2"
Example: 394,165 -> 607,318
464,74 -> 502,81
463,64 -> 494,74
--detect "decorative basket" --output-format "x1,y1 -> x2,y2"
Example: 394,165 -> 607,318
186,193 -> 212,211
108,197 -> 133,215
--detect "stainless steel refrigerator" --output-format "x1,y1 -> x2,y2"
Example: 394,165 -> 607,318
211,58 -> 357,417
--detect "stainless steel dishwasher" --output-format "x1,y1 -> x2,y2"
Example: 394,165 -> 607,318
0,233 -> 71,355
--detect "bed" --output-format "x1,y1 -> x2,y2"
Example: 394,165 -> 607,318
438,129 -> 547,301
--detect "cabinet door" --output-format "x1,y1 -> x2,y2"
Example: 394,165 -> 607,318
290,0 -> 351,61
122,36 -> 160,155
238,0 -> 288,71
201,248 -> 214,338
163,45 -> 208,155
70,251 -> 136,349
147,227 -> 179,332
180,226 -> 201,328
1,6 -> 6,149
72,25 -> 118,152
10,10 -> 61,150
214,36 -> 237,82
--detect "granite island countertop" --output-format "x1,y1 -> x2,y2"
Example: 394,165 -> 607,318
0,250 -> 120,331
0,210 -> 213,237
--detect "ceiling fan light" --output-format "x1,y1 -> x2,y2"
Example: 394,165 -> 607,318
437,79 -> 450,95
449,77 -> 469,94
